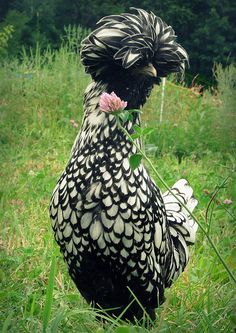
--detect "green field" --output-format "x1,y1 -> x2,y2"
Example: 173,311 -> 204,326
0,46 -> 235,332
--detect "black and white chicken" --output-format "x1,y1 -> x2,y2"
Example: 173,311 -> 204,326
50,7 -> 198,322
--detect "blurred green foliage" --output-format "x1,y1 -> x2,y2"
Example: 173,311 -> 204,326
213,63 -> 236,152
0,24 -> 14,58
0,0 -> 235,82
144,64 -> 236,160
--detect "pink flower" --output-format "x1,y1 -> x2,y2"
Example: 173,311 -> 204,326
223,199 -> 232,205
99,92 -> 127,113
70,119 -> 79,128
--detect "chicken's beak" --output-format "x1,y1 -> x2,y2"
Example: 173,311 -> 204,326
137,63 -> 157,77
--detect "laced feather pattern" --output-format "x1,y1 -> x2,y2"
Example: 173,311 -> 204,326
50,7 -> 197,324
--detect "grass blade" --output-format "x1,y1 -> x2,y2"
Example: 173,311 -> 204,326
42,253 -> 57,333
1,312 -> 13,333
50,308 -> 65,333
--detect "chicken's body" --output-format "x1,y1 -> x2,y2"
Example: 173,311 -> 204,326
50,8 -> 198,321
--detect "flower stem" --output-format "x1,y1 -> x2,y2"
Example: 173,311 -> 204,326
117,117 -> 236,285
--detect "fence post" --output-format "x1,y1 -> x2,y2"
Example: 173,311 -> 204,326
160,77 -> 166,122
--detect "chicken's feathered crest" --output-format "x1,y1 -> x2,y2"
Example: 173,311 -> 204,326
81,7 -> 188,80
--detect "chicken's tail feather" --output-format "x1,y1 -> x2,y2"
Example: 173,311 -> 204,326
163,179 -> 198,245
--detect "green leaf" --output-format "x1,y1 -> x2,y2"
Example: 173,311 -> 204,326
117,112 -> 126,122
116,327 -> 131,333
130,133 -> 141,140
127,112 -> 134,122
132,125 -> 142,134
129,154 -> 142,170
117,111 -> 132,123
142,127 -> 154,136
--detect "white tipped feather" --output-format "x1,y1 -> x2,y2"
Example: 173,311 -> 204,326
80,7 -> 188,79
163,179 -> 198,244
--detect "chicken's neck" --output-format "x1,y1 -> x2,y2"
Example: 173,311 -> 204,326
72,78 -> 154,154
105,74 -> 155,109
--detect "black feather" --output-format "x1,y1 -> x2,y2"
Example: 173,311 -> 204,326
50,8 -> 197,325
81,7 -> 188,80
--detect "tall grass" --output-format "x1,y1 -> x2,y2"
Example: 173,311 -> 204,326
143,64 -> 236,163
213,63 -> 236,152
0,42 -> 235,332
62,25 -> 91,53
